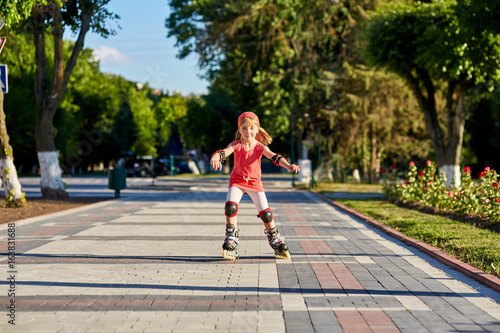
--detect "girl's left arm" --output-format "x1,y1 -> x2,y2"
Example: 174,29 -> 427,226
263,146 -> 302,173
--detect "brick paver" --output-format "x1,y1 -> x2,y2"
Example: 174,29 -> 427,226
1,177 -> 500,332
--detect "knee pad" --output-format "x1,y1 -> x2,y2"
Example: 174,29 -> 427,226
225,201 -> 239,217
258,208 -> 273,223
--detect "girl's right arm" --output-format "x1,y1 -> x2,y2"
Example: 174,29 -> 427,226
210,144 -> 235,171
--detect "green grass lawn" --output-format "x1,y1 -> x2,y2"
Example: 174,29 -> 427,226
315,181 -> 500,278
297,180 -> 384,193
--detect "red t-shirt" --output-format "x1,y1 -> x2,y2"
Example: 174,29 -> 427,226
228,140 -> 265,192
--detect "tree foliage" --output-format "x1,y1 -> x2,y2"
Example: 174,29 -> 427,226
167,0 -> 439,180
332,62 -> 430,181
128,86 -> 157,156
179,86 -> 238,153
0,0 -> 38,27
360,0 -> 500,185
167,0 -> 346,140
2,31 -> 177,173
363,1 -> 500,87
154,94 -> 188,150
6,0 -> 498,185
456,0 -> 500,35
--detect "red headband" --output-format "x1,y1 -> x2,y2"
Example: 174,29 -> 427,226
238,112 -> 260,127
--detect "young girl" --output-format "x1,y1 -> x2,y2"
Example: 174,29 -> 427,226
210,112 -> 301,260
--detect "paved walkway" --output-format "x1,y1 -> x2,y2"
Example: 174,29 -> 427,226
1,177 -> 500,332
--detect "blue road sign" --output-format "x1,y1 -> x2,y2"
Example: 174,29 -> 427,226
0,64 -> 7,93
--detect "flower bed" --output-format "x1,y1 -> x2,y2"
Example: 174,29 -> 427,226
382,161 -> 500,223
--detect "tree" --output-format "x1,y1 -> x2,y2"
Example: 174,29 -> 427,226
57,47 -> 126,173
331,63 -> 430,183
0,83 -> 26,205
455,1 -> 500,173
154,94 -> 188,152
168,0 -> 426,174
360,0 -> 500,186
30,0 -> 118,198
302,0 -> 432,183
178,87 -> 237,156
128,86 -> 157,156
456,0 -> 500,35
167,0 -> 348,153
2,31 -> 38,174
0,0 -> 39,205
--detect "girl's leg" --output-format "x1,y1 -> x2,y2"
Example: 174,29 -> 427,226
246,191 -> 275,231
222,187 -> 244,260
247,190 -> 291,259
226,187 -> 244,226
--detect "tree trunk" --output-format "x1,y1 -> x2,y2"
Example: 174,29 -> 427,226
0,90 -> 26,206
369,125 -> 379,184
32,1 -> 93,199
405,68 -> 465,187
362,129 -> 368,183
441,86 -> 466,187
33,6 -> 68,199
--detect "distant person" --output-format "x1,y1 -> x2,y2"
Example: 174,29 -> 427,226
210,112 -> 301,260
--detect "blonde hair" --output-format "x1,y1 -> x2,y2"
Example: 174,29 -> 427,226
235,117 -> 273,145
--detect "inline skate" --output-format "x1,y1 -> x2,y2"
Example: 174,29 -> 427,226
222,224 -> 240,260
265,227 -> 291,259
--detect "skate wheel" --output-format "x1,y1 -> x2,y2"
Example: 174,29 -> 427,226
222,249 -> 239,260
275,250 -> 291,259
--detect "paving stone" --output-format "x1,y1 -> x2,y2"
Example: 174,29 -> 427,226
0,181 -> 499,332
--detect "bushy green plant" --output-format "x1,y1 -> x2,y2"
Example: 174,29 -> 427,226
382,162 -> 500,222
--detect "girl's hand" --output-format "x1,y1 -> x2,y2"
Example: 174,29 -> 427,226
211,158 -> 222,171
287,164 -> 302,173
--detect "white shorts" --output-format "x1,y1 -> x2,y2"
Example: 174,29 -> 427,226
226,186 -> 269,212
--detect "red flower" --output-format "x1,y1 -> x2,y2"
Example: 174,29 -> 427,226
464,166 -> 471,173
493,182 -> 499,188
478,171 -> 486,178
381,167 -> 386,174
485,166 -> 491,172
409,161 -> 415,167
418,171 -> 424,177
390,164 -> 397,170
448,191 -> 454,198
426,160 -> 431,166
496,198 -> 500,203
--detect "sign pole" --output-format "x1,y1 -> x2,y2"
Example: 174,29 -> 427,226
0,37 -> 5,54
0,65 -> 8,94
0,18 -> 7,93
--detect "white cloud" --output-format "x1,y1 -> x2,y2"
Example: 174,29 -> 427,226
92,46 -> 131,65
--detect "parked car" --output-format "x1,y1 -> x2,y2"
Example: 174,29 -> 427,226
124,156 -> 180,177
119,152 -> 193,177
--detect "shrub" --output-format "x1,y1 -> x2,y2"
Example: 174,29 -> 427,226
382,162 -> 500,222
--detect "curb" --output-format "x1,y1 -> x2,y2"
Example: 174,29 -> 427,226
0,199 -> 117,230
311,191 -> 500,293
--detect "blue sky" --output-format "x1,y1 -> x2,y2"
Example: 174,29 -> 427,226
69,0 -> 209,95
